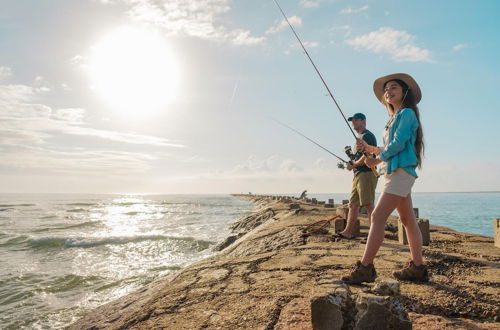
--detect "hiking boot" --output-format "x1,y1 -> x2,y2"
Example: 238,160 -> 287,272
341,261 -> 377,284
393,261 -> 429,282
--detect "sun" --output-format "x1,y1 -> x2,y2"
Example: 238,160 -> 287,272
89,27 -> 179,113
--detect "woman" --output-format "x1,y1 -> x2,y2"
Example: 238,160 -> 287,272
342,73 -> 429,283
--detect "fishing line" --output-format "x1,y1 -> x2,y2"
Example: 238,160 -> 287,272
270,117 -> 349,164
271,0 -> 379,176
271,0 -> 356,139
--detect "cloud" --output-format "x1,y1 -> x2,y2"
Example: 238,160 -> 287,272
0,66 -> 13,81
231,155 -> 303,174
340,5 -> 369,14
103,0 -> 265,46
0,76 -> 187,177
300,0 -> 320,8
346,27 -> 432,63
266,16 -> 303,34
452,43 -> 468,52
303,41 -> 319,48
0,144 -> 155,175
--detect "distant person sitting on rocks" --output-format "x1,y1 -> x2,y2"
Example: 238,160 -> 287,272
342,73 -> 429,284
299,190 -> 307,199
333,113 -> 378,241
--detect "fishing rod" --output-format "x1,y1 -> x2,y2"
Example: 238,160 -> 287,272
271,0 -> 356,140
271,117 -> 350,166
271,0 -> 379,176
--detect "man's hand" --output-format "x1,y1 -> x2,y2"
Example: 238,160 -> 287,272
346,163 -> 354,171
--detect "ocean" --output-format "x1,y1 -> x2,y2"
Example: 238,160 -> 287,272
0,192 -> 498,329
0,194 -> 252,329
309,192 -> 499,238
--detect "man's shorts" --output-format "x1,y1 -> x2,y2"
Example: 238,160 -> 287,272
349,171 -> 378,206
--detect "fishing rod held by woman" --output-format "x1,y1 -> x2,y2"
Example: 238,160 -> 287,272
342,73 -> 429,284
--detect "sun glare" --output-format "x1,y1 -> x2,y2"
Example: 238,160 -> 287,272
89,27 -> 179,113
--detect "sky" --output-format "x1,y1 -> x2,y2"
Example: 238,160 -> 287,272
0,0 -> 499,194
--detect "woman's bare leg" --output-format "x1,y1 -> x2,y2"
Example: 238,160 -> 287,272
396,194 -> 423,265
361,192 -> 403,266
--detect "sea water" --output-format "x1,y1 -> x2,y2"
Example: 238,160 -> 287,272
309,192 -> 499,237
0,194 -> 252,329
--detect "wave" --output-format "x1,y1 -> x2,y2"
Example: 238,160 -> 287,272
124,211 -> 140,215
32,221 -> 102,233
27,235 -> 214,250
64,203 -> 98,207
66,208 -> 86,213
0,208 -> 14,212
0,204 -> 36,207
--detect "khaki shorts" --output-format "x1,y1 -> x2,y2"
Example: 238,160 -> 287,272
383,168 -> 416,197
349,171 -> 378,206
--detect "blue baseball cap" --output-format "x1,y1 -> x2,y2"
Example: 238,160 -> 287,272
347,113 -> 366,121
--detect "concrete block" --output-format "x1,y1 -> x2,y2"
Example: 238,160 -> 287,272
333,218 -> 346,232
353,219 -> 361,237
494,219 -> 500,248
328,198 -> 334,205
398,218 -> 430,246
311,198 -> 318,204
336,206 -> 349,220
319,201 -> 325,205
324,203 -> 334,208
342,199 -> 349,205
290,203 -> 300,209
359,206 -> 367,214
413,208 -> 419,218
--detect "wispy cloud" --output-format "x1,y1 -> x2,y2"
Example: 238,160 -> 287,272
266,16 -> 303,34
100,0 -> 265,46
346,27 -> 432,63
0,144 -> 155,175
452,43 -> 468,52
340,5 -> 369,14
0,75 -> 186,175
300,0 -> 320,8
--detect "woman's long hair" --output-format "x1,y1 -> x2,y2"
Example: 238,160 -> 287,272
384,79 -> 424,168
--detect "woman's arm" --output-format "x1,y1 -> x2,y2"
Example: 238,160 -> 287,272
379,109 -> 417,161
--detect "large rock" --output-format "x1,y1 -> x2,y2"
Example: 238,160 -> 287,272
230,208 -> 275,234
354,293 -> 412,330
310,283 -> 354,330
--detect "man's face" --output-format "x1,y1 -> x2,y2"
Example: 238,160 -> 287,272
351,118 -> 365,130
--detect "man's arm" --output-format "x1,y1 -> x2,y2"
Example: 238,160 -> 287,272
346,154 -> 366,170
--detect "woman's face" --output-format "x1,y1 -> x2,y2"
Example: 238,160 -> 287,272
383,80 -> 404,107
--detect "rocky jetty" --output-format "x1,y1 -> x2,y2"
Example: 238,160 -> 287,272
68,194 -> 500,329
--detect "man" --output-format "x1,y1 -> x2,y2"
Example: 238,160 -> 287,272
334,113 -> 378,240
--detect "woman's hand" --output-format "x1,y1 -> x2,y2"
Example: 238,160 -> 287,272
356,138 -> 368,152
364,156 -> 382,168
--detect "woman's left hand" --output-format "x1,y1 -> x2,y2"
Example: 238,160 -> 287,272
356,138 -> 368,152
364,156 -> 382,168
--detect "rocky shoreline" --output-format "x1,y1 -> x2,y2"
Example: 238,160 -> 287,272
68,194 -> 500,329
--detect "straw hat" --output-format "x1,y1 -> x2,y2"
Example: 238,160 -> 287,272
373,73 -> 421,104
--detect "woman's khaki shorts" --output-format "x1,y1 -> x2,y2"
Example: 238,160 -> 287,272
382,168 -> 416,197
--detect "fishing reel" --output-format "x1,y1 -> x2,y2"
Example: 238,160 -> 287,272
344,146 -> 357,162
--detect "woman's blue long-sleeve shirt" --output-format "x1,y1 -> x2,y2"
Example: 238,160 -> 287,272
379,107 -> 419,177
